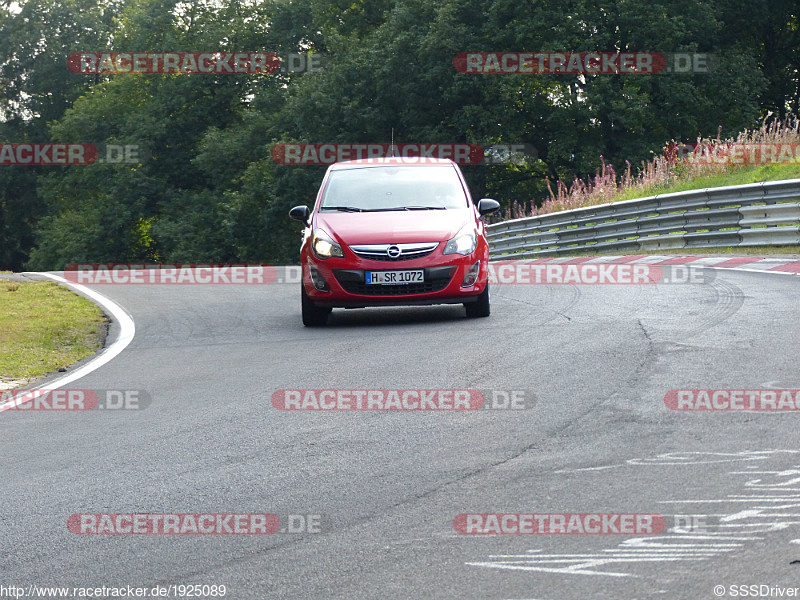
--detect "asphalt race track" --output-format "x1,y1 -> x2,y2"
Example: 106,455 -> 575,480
2,260 -> 800,599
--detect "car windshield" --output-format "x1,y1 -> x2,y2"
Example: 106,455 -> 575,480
319,165 -> 468,211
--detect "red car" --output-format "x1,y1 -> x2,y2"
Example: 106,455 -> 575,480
289,157 -> 500,326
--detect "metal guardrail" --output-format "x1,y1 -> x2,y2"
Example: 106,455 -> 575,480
486,179 -> 800,258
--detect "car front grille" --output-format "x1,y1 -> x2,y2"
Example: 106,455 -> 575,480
333,266 -> 455,296
349,242 -> 439,262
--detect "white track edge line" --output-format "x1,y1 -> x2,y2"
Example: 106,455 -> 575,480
0,273 -> 136,411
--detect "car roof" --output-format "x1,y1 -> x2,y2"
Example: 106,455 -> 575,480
328,157 -> 457,170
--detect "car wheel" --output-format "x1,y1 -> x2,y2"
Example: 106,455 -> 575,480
301,285 -> 331,326
465,283 -> 490,318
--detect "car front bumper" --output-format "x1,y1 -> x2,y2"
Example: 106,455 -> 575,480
302,249 -> 488,308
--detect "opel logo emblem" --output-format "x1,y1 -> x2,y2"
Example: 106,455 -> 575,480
386,245 -> 402,258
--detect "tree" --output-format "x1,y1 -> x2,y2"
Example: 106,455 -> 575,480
3,0 -> 795,270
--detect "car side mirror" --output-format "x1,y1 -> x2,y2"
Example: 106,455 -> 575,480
289,205 -> 311,225
477,198 -> 500,216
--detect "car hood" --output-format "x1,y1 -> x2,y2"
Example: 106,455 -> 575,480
315,209 -> 471,245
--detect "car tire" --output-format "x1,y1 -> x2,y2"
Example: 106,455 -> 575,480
464,283 -> 490,318
301,285 -> 331,326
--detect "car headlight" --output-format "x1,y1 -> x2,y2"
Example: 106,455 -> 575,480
443,225 -> 477,256
311,229 -> 344,259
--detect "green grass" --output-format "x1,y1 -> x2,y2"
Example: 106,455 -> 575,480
0,280 -> 106,386
613,162 -> 800,203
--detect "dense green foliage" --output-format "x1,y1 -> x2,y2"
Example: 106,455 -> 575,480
0,0 -> 797,269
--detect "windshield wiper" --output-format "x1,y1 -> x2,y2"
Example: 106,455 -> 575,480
321,206 -> 366,212
322,205 -> 448,212
361,206 -> 447,212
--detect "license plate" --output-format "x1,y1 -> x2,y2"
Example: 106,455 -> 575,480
365,270 -> 424,284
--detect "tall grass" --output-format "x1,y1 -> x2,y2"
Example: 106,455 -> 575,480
498,114 -> 800,221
